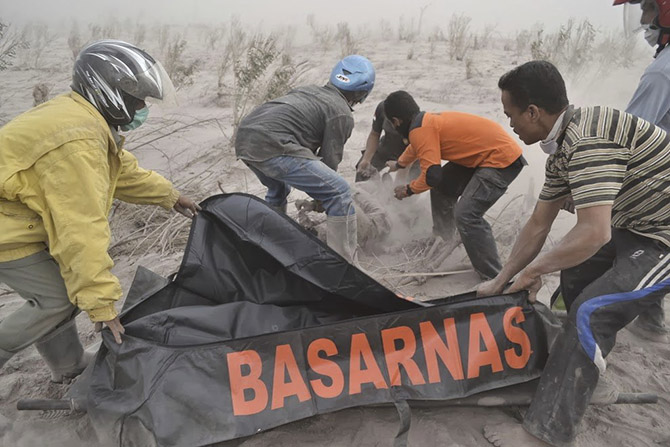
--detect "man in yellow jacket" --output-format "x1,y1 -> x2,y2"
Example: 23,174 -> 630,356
0,40 -> 199,382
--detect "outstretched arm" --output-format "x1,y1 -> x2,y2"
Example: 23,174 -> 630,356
477,198 -> 563,297
115,149 -> 200,217
357,130 -> 381,176
507,204 -> 612,301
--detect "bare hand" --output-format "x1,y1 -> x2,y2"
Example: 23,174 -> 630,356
94,317 -> 125,344
476,278 -> 505,298
174,195 -> 201,218
295,199 -> 325,213
394,185 -> 410,200
386,160 -> 400,172
507,270 -> 543,303
357,160 -> 375,179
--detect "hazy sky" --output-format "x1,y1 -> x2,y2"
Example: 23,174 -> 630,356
1,0 -> 625,32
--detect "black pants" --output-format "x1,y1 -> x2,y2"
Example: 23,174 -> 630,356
524,229 -> 670,446
429,158 -> 523,279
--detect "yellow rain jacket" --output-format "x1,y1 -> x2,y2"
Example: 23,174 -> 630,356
0,92 -> 180,322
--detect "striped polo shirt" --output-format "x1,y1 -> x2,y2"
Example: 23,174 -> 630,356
540,106 -> 670,247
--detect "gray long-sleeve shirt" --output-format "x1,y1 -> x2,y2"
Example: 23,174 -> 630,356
626,47 -> 670,131
234,84 -> 354,171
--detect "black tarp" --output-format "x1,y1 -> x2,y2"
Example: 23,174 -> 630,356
73,194 -> 552,446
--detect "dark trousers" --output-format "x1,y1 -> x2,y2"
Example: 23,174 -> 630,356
430,158 -> 523,279
637,290 -> 666,330
523,229 -> 670,446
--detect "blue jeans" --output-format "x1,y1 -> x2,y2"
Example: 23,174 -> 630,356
244,156 -> 354,217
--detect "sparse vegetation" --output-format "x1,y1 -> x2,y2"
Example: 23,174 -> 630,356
530,18 -> 596,75
163,35 -> 200,88
428,27 -> 446,59
67,21 -> 82,60
335,22 -> 358,58
513,28 -> 534,58
133,21 -> 146,47
24,22 -> 54,68
157,24 -> 171,56
472,23 -> 497,50
398,16 -> 417,42
0,20 -> 29,70
214,31 -> 309,142
88,23 -> 102,41
446,13 -> 472,61
306,15 -> 335,53
230,34 -> 279,135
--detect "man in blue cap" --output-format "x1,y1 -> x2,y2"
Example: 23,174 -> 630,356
235,55 -> 375,262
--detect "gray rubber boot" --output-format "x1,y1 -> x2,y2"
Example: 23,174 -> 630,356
326,214 -> 358,262
0,348 -> 14,370
34,318 -> 93,383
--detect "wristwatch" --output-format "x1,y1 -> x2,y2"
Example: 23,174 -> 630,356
406,184 -> 414,196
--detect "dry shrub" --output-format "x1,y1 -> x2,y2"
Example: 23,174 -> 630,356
205,25 -> 226,50
473,23 -> 497,50
447,13 -> 472,61
216,18 -> 247,100
0,20 -> 29,71
306,14 -> 335,53
133,21 -> 146,47
530,19 -> 596,74
103,18 -> 121,40
398,16 -> 417,42
378,19 -> 393,40
88,24 -> 102,41
428,27 -> 446,59
216,31 -> 308,141
513,28 -> 534,57
336,22 -> 358,58
23,22 -> 53,68
67,21 -> 82,60
163,35 -> 200,88
157,24 -> 170,56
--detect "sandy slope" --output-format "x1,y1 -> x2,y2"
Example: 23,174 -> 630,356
0,23 -> 668,447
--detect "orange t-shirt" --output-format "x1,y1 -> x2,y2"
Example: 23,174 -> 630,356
397,112 -> 522,193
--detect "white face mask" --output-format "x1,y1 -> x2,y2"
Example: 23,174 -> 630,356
643,24 -> 661,47
539,139 -> 559,155
539,109 -> 568,155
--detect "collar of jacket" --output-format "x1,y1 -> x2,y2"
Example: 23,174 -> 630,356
69,91 -> 121,154
325,83 -> 354,111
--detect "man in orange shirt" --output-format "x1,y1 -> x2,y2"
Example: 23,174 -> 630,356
385,91 -> 525,279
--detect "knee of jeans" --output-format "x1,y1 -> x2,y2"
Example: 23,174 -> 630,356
323,188 -> 354,217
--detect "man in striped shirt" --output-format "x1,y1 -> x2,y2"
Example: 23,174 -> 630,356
478,60 -> 670,446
